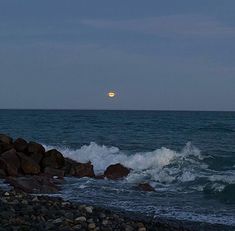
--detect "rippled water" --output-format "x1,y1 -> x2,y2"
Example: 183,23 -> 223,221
0,110 -> 235,226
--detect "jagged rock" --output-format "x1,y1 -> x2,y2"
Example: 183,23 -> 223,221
44,167 -> 64,178
6,176 -> 59,193
41,149 -> 65,169
17,152 -> 40,175
137,183 -> 155,192
27,141 -> 45,163
65,158 -> 95,178
0,134 -> 13,144
104,163 -> 130,180
0,149 -> 20,176
14,138 -> 28,152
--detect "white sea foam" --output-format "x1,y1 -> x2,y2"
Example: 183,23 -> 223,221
43,142 -> 209,185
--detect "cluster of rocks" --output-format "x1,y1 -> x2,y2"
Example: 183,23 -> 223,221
0,189 -> 153,231
0,190 -> 229,231
0,134 -> 154,193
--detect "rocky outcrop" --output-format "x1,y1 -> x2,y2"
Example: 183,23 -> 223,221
104,163 -> 130,180
65,158 -> 95,178
17,152 -> 40,175
0,142 -> 13,154
14,138 -> 28,152
42,149 -> 65,169
0,134 -> 13,144
26,141 -> 45,164
0,149 -> 20,176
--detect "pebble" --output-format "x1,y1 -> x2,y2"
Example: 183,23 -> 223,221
75,216 -> 86,222
85,206 -> 93,214
4,192 -> 10,196
138,228 -> 146,231
88,223 -> 96,229
53,218 -> 63,224
32,196 -> 39,202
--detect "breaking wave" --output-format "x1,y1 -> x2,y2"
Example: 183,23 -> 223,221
44,142 -> 234,195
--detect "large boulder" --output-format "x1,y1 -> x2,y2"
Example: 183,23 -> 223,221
65,158 -> 95,178
41,149 -> 65,169
17,152 -> 40,175
0,149 -> 20,176
14,138 -> 28,152
6,176 -> 59,193
104,163 -> 130,180
0,134 -> 13,144
26,141 -> 45,163
0,141 -> 13,154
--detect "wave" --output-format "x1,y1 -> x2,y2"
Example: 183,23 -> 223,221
43,142 -> 235,195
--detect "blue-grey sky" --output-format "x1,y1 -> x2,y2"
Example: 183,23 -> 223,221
0,0 -> 235,110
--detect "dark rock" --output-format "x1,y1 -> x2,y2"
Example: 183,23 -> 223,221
17,152 -> 40,175
137,183 -> 155,192
104,163 -> 130,180
13,138 -> 28,152
27,141 -> 45,163
65,158 -> 95,178
41,149 -> 65,169
6,176 -> 59,193
0,134 -> 13,144
0,142 -> 13,154
44,167 -> 64,178
0,149 -> 20,176
0,168 -> 6,177
95,174 -> 105,179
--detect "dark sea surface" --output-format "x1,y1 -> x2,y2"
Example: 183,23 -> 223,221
0,110 -> 235,226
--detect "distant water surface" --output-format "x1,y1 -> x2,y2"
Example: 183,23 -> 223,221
0,110 -> 235,226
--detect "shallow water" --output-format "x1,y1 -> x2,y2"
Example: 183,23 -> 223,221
0,110 -> 235,225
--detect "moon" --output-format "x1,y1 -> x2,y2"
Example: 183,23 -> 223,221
108,91 -> 116,98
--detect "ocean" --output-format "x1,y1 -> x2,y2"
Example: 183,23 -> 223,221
0,110 -> 235,226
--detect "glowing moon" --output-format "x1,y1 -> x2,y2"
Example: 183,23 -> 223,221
108,91 -> 116,98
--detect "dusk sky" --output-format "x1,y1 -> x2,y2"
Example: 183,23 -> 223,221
0,0 -> 235,110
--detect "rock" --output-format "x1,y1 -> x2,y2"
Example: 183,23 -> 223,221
4,192 -> 10,196
13,138 -> 28,152
65,158 -> 95,178
75,216 -> 86,223
0,149 -> 20,176
41,149 -> 65,169
0,142 -> 13,154
27,141 -> 45,163
0,169 -> 6,177
44,167 -> 64,178
85,206 -> 93,214
138,228 -> 146,231
125,225 -> 134,231
17,152 -> 40,175
88,223 -> 96,229
6,176 -> 59,193
32,196 -> 39,202
95,174 -> 105,179
53,218 -> 63,224
137,183 -> 155,192
104,163 -> 130,180
0,134 -> 13,144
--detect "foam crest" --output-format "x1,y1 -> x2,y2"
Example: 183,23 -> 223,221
44,142 -> 205,185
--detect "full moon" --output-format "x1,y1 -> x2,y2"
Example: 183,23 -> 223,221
108,91 -> 116,98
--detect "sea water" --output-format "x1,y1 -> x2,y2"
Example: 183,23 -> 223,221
0,110 -> 234,226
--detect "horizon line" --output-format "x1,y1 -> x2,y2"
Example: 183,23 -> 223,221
0,108 -> 235,112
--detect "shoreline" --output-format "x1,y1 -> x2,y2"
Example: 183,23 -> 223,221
0,189 -> 234,231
